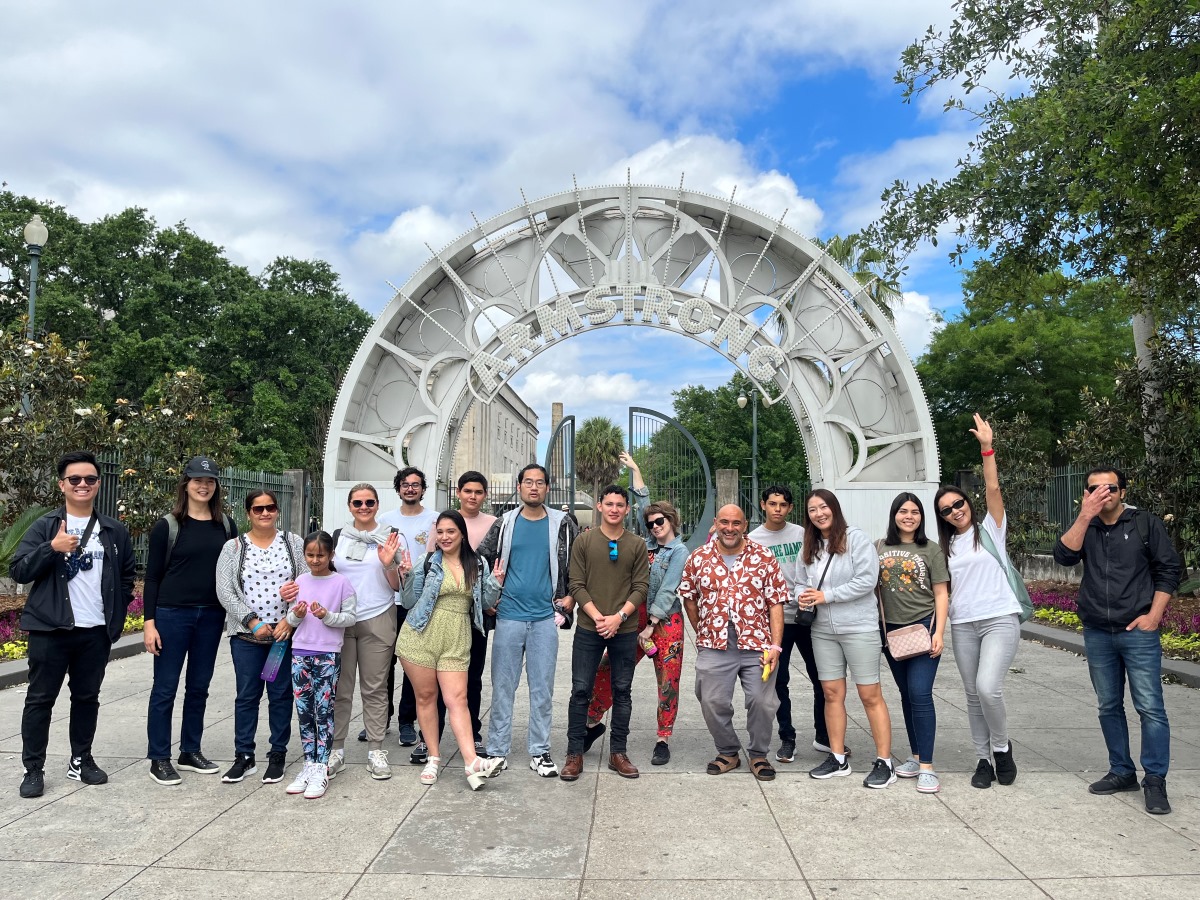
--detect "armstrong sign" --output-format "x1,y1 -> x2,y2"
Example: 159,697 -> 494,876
470,284 -> 787,398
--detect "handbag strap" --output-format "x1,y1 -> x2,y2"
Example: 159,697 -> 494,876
874,539 -> 889,629
814,547 -> 834,590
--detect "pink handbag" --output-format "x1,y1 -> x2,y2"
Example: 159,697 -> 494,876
878,595 -> 932,660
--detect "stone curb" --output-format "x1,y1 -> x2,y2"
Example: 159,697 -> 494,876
0,632 -> 146,691
1021,620 -> 1200,689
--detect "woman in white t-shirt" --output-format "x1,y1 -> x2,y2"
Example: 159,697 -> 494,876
934,414 -> 1023,790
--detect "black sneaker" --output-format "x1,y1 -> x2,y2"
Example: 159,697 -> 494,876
776,739 -> 796,763
1143,775 -> 1171,815
993,746 -> 1017,785
149,759 -> 182,786
1088,771 -> 1139,795
651,741 -> 670,766
971,758 -> 996,789
863,758 -> 897,790
397,722 -> 418,746
410,741 -> 428,765
222,754 -> 257,783
809,753 -> 851,779
20,767 -> 44,799
176,750 -> 219,774
474,739 -> 486,756
262,751 -> 287,784
583,722 -> 606,753
67,754 -> 108,785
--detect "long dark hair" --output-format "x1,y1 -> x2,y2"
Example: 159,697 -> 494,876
884,492 -> 930,547
933,485 -> 979,559
171,474 -> 225,522
303,530 -> 337,572
436,510 -> 479,592
802,489 -> 848,565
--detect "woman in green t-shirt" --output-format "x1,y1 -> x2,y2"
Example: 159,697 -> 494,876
878,492 -> 949,794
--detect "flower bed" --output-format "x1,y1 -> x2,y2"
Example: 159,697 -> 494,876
0,595 -> 144,661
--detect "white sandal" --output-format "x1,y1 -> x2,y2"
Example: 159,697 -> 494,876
465,755 -> 501,791
420,757 -> 440,786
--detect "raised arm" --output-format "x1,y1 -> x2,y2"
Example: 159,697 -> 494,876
971,413 -> 1004,529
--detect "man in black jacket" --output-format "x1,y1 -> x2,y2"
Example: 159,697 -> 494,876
1054,467 -> 1182,814
10,450 -> 136,799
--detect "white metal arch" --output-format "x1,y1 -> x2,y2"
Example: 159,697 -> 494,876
323,180 -> 940,535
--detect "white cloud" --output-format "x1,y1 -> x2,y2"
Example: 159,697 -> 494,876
890,290 -> 944,360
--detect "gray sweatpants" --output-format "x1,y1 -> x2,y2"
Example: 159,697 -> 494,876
950,613 -> 1021,759
695,645 -> 780,758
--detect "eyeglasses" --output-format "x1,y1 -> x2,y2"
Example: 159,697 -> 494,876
521,479 -> 547,487
351,498 -> 377,508
646,517 -> 667,530
251,504 -> 279,514
1085,483 -> 1119,494
937,498 -> 968,518
63,475 -> 100,486
399,482 -> 423,491
608,540 -> 618,562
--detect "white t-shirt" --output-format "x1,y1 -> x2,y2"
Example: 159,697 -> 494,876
379,507 -> 437,557
66,513 -> 105,627
335,529 -> 399,622
747,522 -> 804,591
947,513 -> 1021,625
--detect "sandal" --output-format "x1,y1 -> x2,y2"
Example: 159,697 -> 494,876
420,757 -> 440,786
750,756 -> 776,782
706,753 -> 741,775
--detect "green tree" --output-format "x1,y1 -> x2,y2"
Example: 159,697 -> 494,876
575,417 -> 624,507
919,266 -> 1133,474
815,233 -> 901,312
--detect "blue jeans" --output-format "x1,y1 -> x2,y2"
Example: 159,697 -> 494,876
486,616 -> 558,757
146,606 -> 225,760
1084,626 -> 1170,778
883,615 -> 940,764
568,628 -> 636,755
229,637 -> 293,757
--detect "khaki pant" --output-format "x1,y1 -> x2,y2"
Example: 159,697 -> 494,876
332,608 -> 398,750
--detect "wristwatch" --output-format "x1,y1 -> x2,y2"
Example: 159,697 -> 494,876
618,611 -> 629,623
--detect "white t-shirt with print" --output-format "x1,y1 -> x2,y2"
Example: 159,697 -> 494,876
379,507 -> 437,557
240,534 -> 295,624
335,530 -> 399,622
947,513 -> 1021,625
66,513 -> 105,627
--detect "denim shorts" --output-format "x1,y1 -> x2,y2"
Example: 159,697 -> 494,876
812,629 -> 882,684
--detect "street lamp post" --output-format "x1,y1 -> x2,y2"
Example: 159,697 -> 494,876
24,215 -> 49,340
737,387 -> 767,525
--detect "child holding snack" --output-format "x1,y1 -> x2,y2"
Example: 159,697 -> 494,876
284,531 -> 356,799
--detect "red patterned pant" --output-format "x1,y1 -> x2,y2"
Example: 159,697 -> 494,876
587,610 -> 684,739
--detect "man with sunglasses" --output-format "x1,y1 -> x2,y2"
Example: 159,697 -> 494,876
561,485 -> 649,781
478,464 -> 577,778
378,467 -> 438,753
1054,468 -> 1182,814
11,451 -> 136,799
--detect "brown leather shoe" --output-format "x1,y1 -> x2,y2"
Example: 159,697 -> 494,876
608,752 -> 639,778
560,753 -> 584,781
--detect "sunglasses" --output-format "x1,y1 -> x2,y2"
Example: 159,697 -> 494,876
1086,483 -> 1119,494
63,475 -> 100,486
251,503 -> 279,514
608,540 -> 618,562
646,517 -> 667,529
937,497 -> 968,518
351,498 -> 377,508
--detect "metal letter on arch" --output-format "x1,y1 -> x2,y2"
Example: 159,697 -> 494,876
324,180 -> 940,534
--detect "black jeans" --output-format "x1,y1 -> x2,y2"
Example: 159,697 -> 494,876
22,626 -> 111,770
775,621 -> 828,745
466,625 -> 488,741
568,628 -> 636,755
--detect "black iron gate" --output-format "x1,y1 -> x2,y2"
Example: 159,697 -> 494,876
543,414 -> 576,515
628,406 -> 714,549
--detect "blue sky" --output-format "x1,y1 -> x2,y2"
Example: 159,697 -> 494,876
3,1 -> 979,457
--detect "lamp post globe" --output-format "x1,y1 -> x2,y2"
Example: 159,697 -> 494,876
24,214 -> 48,340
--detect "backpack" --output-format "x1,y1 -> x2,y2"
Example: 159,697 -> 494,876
165,512 -> 235,563
237,531 -> 299,594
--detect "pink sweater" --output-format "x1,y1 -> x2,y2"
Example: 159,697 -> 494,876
286,572 -> 357,655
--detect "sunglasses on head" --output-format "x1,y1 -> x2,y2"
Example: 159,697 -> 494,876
937,497 -> 968,518
646,516 -> 666,529
608,540 -> 618,562
63,475 -> 100,486
251,503 -> 278,514
351,498 -> 377,508
1086,483 -> 1119,494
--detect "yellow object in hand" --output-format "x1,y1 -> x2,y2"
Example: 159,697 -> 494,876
761,650 -> 772,681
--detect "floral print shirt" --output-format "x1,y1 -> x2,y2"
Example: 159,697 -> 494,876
676,539 -> 787,651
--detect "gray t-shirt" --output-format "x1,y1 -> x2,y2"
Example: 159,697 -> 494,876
878,540 -> 950,626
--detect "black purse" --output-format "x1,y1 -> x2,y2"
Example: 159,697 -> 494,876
797,551 -> 834,626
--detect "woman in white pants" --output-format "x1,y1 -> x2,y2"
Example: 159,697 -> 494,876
934,414 -> 1023,789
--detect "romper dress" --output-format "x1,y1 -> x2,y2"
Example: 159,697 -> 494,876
395,568 -> 472,672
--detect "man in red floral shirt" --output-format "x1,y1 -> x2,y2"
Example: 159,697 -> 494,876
678,504 -> 787,781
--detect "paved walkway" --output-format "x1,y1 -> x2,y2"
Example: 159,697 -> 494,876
2,629 -> 1199,899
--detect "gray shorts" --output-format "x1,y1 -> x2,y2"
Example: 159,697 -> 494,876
812,630 -> 882,685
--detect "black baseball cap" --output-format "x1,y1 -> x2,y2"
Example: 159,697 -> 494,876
184,456 -> 220,481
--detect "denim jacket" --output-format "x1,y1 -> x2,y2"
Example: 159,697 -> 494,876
400,550 -> 502,634
630,485 -> 686,620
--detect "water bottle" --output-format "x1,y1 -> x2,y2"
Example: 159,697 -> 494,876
641,637 -> 657,657
260,640 -> 288,682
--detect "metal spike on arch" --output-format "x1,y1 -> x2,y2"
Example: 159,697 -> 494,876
324,180 -> 940,534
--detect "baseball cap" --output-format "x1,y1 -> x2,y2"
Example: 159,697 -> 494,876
184,456 -> 220,481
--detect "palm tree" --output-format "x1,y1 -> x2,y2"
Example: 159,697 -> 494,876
814,232 -> 901,314
575,417 -> 625,512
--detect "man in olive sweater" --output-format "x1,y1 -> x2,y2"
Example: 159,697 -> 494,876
561,485 -> 649,781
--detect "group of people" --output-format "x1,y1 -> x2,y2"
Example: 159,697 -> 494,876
10,413 -> 1183,817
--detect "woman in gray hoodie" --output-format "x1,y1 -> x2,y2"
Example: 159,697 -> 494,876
799,489 -> 895,789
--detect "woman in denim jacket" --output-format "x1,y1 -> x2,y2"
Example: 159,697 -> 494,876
398,510 -> 503,790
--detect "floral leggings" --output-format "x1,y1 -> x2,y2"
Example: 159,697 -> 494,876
588,610 -> 684,739
292,652 -> 340,765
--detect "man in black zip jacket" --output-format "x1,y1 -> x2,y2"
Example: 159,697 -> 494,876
1054,467 -> 1182,815
10,451 -> 136,799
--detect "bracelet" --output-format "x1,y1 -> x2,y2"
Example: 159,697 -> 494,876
981,449 -> 995,457
251,621 -> 265,634
768,644 -> 783,652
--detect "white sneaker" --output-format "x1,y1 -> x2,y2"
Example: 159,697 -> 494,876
286,761 -> 313,794
367,749 -> 392,780
530,752 -> 559,777
304,763 -> 329,799
327,749 -> 345,778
